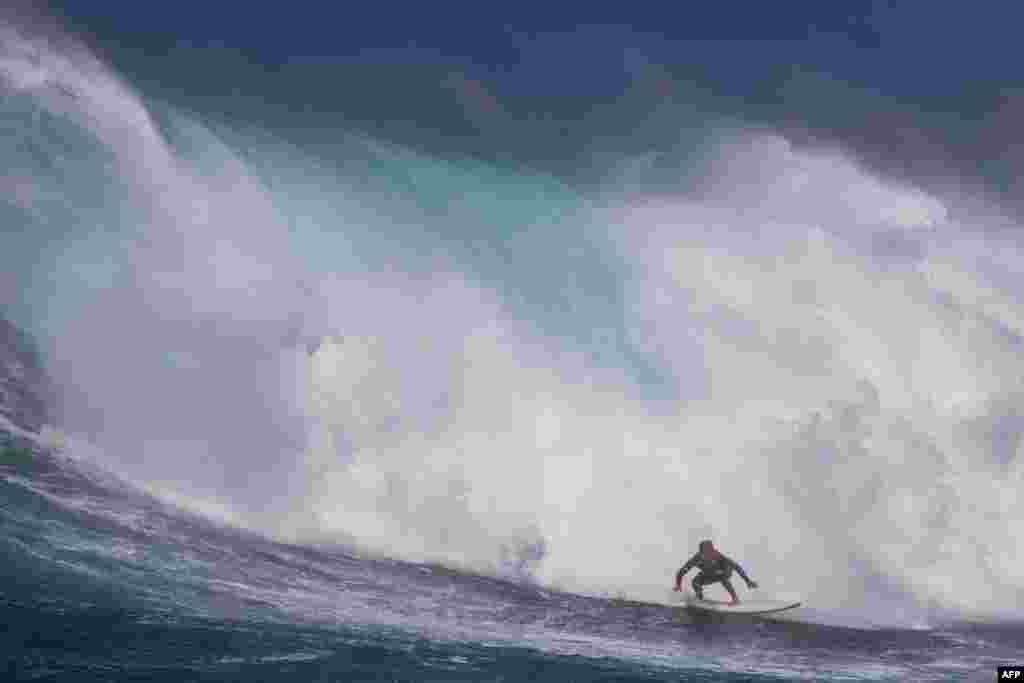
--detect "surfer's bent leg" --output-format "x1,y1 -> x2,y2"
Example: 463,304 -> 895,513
692,570 -> 721,599
691,571 -> 707,599
720,577 -> 739,603
693,570 -> 737,601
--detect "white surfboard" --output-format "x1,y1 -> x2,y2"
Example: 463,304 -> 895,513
684,597 -> 802,615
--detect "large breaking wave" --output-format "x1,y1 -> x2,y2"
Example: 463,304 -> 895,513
3,14 -> 1022,629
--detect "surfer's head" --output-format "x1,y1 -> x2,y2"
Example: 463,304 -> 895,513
698,539 -> 717,558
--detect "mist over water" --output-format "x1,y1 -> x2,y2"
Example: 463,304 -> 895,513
3,14 -> 1023,631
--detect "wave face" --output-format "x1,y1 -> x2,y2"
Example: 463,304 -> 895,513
2,13 -> 1024,678
4,383 -> 1023,682
6,443 -> 1020,682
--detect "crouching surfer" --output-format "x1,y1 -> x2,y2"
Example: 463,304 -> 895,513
672,539 -> 758,605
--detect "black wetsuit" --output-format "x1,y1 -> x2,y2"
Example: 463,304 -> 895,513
675,551 -> 753,599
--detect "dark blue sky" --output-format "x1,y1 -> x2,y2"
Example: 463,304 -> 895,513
46,2 -> 1019,91
42,1 -> 1024,206
51,3 -> 884,56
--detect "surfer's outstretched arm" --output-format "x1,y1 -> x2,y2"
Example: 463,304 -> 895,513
724,555 -> 757,588
673,553 -> 699,590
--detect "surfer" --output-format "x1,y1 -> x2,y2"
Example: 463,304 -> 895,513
672,540 -> 758,604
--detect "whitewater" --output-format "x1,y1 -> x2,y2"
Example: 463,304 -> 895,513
1,13 -> 1022,682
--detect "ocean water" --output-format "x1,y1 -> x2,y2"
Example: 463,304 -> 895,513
2,443 -> 1021,682
2,10 -> 1023,682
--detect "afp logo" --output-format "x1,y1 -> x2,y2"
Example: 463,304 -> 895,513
999,667 -> 1024,680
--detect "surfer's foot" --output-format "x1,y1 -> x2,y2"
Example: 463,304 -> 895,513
729,598 -> 739,605
694,591 -> 703,600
